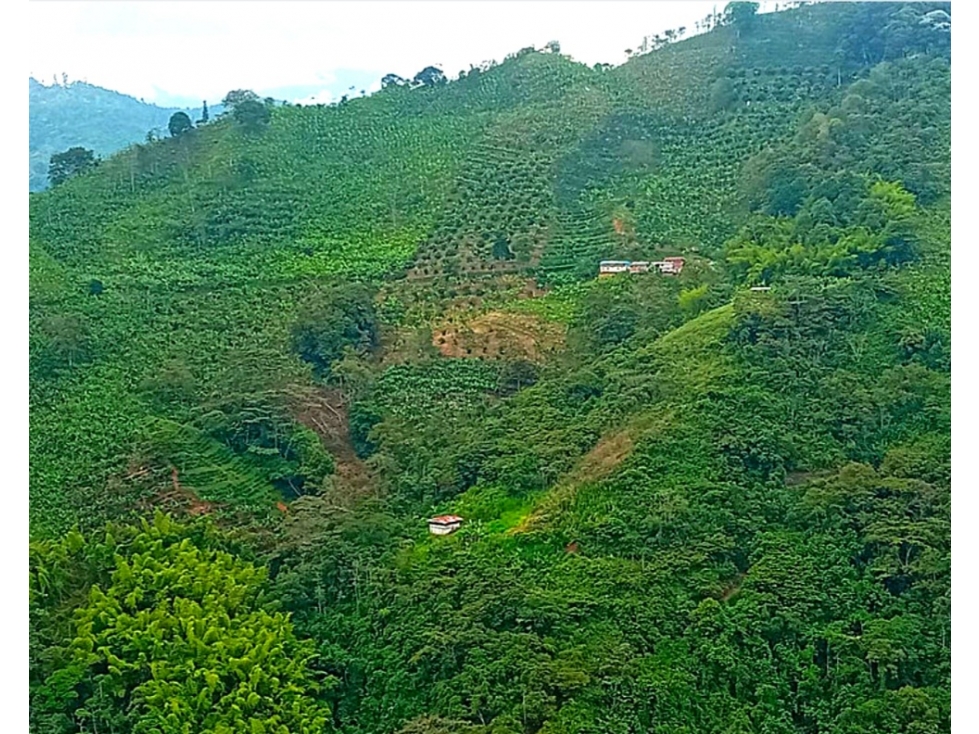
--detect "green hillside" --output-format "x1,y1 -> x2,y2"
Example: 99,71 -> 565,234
30,3 -> 951,733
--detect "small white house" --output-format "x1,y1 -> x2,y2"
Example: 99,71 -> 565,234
428,515 -> 463,535
602,258 -> 685,277
599,260 -> 631,277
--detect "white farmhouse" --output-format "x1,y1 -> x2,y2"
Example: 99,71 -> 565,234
428,515 -> 464,535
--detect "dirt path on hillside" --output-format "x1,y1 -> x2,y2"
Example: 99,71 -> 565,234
510,411 -> 673,535
510,429 -> 635,535
283,385 -> 375,508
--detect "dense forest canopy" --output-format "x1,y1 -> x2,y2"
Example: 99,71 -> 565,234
29,3 -> 951,733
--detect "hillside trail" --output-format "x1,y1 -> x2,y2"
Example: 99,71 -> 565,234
283,385 -> 375,508
509,411 -> 673,535
508,428 -> 636,535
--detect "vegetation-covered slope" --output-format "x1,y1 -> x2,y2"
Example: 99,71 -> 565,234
30,3 -> 951,733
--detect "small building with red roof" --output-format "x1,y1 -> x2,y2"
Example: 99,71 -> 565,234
659,257 -> 686,274
428,514 -> 464,535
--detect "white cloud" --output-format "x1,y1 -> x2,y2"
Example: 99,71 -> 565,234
295,89 -> 335,106
27,1 -> 781,104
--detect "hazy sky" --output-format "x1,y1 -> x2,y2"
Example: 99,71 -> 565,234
28,1 -> 779,107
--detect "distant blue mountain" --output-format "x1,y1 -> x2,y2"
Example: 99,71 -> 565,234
29,78 -> 221,192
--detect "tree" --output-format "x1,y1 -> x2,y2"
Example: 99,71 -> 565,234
499,360 -> 539,394
167,111 -> 193,137
709,77 -> 737,112
723,1 -> 760,27
396,716 -> 487,734
545,40 -> 561,54
854,180 -> 919,265
221,89 -> 260,111
30,515 -> 332,733
232,99 -> 271,133
412,66 -> 446,87
32,313 -> 91,380
139,358 -> 197,406
291,284 -> 379,376
47,146 -> 97,187
740,148 -> 810,215
331,346 -> 375,400
381,73 -> 408,88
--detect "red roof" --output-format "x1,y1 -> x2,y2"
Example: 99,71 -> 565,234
429,515 -> 463,524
